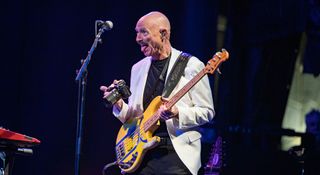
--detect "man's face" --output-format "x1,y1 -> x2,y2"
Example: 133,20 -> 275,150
135,18 -> 163,58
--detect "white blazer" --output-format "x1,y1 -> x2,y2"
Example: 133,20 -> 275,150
113,47 -> 215,175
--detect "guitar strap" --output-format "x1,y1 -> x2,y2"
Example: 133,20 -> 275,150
162,52 -> 191,98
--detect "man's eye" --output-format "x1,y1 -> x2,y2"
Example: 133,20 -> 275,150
141,30 -> 148,35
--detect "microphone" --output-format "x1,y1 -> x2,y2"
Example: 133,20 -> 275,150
97,20 -> 113,30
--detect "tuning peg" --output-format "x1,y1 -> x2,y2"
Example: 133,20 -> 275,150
215,52 -> 221,58
217,68 -> 222,74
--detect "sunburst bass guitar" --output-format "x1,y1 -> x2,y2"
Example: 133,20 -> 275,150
115,49 -> 229,174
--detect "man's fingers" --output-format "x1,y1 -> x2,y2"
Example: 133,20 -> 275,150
161,97 -> 169,102
100,86 -> 108,91
158,105 -> 174,121
113,79 -> 120,84
100,82 -> 116,92
103,92 -> 110,98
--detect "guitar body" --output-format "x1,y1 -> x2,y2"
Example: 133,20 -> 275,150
115,96 -> 162,173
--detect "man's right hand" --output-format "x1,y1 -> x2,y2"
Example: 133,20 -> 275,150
100,80 -> 124,110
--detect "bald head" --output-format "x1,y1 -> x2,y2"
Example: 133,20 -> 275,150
143,12 -> 170,30
138,11 -> 171,39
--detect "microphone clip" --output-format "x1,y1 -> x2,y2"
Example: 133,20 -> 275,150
95,20 -> 113,38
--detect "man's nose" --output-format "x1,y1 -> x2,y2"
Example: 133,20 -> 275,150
136,33 -> 143,43
136,33 -> 139,41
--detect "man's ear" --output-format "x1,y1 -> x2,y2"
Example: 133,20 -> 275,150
160,29 -> 167,39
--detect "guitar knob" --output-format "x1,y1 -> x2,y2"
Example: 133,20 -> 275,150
119,162 -> 130,169
133,152 -> 138,157
128,160 -> 135,165
217,68 -> 222,74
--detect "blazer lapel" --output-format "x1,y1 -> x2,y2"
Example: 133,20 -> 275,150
165,48 -> 181,83
136,57 -> 152,111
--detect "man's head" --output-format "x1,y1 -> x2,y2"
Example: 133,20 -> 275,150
135,11 -> 171,60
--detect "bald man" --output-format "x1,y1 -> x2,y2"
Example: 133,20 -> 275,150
101,11 -> 214,175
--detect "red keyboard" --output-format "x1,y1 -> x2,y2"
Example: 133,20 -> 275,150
0,127 -> 41,147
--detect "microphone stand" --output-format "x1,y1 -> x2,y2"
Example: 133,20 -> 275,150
74,24 -> 108,175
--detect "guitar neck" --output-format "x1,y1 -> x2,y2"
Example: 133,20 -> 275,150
166,68 -> 207,108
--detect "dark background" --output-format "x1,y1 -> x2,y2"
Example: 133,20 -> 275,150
1,0 -> 319,174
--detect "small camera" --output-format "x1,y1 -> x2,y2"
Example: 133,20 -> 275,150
104,80 -> 131,107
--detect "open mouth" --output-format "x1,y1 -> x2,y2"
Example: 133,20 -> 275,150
140,43 -> 149,52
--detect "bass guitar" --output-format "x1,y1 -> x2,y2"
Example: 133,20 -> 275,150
115,49 -> 229,173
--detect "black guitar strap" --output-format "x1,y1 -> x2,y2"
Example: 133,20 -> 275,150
162,52 -> 191,98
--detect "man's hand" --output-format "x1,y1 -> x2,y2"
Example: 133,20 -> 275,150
158,97 -> 179,121
100,80 -> 123,110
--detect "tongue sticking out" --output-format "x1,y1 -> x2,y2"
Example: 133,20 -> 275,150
141,45 -> 150,55
141,45 -> 147,52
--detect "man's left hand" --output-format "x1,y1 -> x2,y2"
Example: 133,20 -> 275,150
159,98 -> 179,120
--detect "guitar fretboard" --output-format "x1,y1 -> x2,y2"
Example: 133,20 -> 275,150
166,68 -> 207,109
143,113 -> 160,132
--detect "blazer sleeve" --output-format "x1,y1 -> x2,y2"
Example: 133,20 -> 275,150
173,57 -> 215,129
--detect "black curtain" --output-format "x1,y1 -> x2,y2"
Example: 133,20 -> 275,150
2,0 -> 317,174
1,1 -> 218,175
216,0 -> 307,174
218,0 -> 305,139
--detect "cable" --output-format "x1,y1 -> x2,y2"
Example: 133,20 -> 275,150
102,161 -> 118,175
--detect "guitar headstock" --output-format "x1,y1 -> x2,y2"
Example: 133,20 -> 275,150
205,49 -> 229,74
